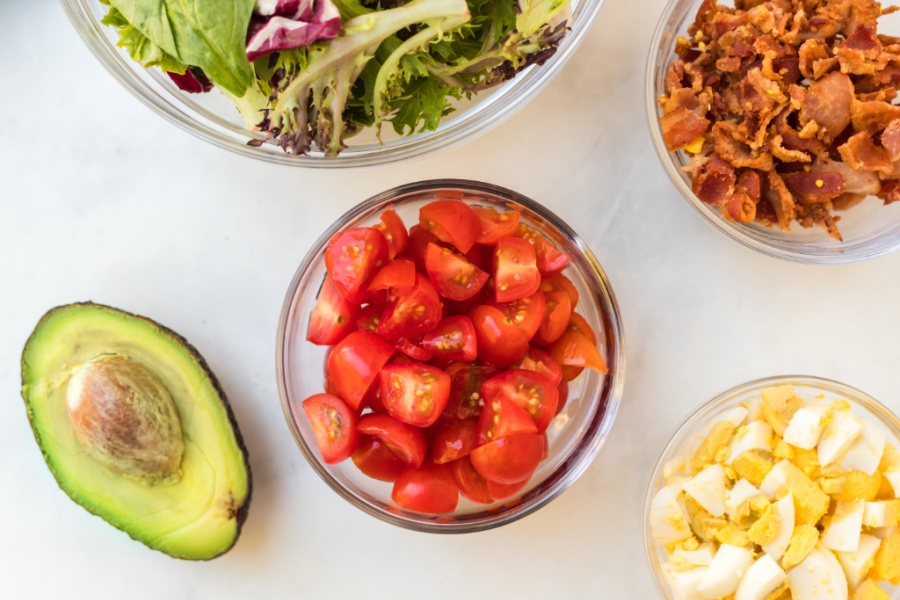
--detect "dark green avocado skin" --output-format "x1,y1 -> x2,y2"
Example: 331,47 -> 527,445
21,302 -> 252,560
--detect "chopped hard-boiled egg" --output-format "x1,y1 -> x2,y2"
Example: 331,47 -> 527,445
885,470 -> 900,498
822,500 -> 866,553
853,579 -> 890,600
664,563 -> 708,599
673,543 -> 717,569
862,501 -> 900,529
735,554 -> 787,600
725,479 -> 763,517
697,544 -> 754,599
784,405 -> 830,450
728,421 -> 773,465
684,464 -> 728,518
759,494 -> 795,560
841,421 -> 886,477
819,410 -> 864,467
651,486 -> 693,544
720,406 -> 750,428
836,534 -> 882,591
787,545 -> 849,600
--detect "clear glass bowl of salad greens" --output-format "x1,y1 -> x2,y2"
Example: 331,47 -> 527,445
61,0 -> 605,167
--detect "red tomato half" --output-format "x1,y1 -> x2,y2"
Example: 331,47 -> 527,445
470,433 -> 544,484
464,243 -> 494,273
482,369 -> 559,433
493,237 -> 541,303
368,258 -> 416,292
547,331 -> 608,374
356,304 -> 382,333
449,457 -> 494,504
376,274 -> 442,340
420,316 -> 477,362
419,199 -> 480,254
302,394 -> 359,464
324,227 -> 389,303
487,478 -> 528,501
424,243 -> 489,301
375,209 -> 408,259
307,275 -> 359,346
352,435 -> 407,482
473,206 -> 521,245
512,346 -> 564,387
327,331 -> 395,411
539,273 -> 579,308
380,363 -> 451,427
442,363 -> 498,422
405,225 -> 440,275
392,463 -> 459,514
477,396 -> 538,445
357,413 -> 426,468
533,289 -> 573,346
469,305 -> 529,367
489,291 -> 545,341
516,224 -> 569,274
567,312 -> 597,345
395,338 -> 433,362
432,419 -> 478,464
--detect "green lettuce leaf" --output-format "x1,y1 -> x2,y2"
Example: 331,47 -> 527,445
101,5 -> 186,74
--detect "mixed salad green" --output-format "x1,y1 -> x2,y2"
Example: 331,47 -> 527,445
100,0 -> 570,156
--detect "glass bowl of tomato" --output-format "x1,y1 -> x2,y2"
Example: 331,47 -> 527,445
276,179 -> 625,532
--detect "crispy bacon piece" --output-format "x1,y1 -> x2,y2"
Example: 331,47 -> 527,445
781,171 -> 847,203
799,72 -> 854,139
838,131 -> 894,175
881,119 -> 900,161
812,157 -> 881,194
765,172 -> 796,231
660,107 -> 710,151
851,100 -> 900,134
878,180 -> 900,203
692,154 -> 736,205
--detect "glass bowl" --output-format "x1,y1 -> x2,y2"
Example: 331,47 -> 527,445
644,375 -> 900,600
645,0 -> 900,263
61,0 -> 605,168
276,179 -> 624,532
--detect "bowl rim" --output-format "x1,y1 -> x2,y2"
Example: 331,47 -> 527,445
60,0 -> 606,169
275,178 -> 626,532
642,373 -> 900,599
643,0 -> 900,265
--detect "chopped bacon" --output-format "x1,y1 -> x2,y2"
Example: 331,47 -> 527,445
851,100 -> 900,134
661,108 -> 710,151
838,131 -> 894,175
692,154 -> 736,205
811,157 -> 881,194
765,172 -> 796,230
799,72 -> 854,139
736,170 -> 762,201
878,180 -> 900,203
881,119 -> 900,161
781,171 -> 847,203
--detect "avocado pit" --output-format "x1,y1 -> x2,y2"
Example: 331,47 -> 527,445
66,354 -> 185,485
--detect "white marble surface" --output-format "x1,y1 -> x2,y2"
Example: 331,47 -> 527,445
3,1 -> 900,598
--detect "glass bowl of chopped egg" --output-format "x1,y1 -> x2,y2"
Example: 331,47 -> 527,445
644,375 -> 900,600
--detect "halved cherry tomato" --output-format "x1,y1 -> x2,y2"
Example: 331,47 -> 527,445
473,206 -> 521,245
405,225 -> 440,274
327,331 -> 395,411
380,363 -> 451,427
482,369 -> 559,433
533,289 -> 573,346
356,304 -> 382,333
465,243 -> 494,273
324,227 -> 389,303
489,291 -> 545,341
444,282 -> 493,317
352,435 -> 407,482
419,199 -> 480,253
307,275 -> 359,346
449,457 -> 494,504
493,237 -> 540,303
357,413 -> 426,468
567,312 -> 597,345
477,396 -> 538,445
420,316 -> 477,362
302,393 -> 360,464
431,419 -> 478,464
469,305 -> 529,367
556,380 -> 569,415
442,363 -> 498,421
547,331 -> 608,374
516,223 -> 569,274
376,274 -> 442,340
424,243 -> 489,301
395,338 -> 433,362
539,273 -> 579,308
375,209 -> 408,259
368,258 -> 415,292
392,462 -> 459,513
470,433 -> 544,484
363,384 -> 388,413
487,477 -> 528,501
512,346 -> 564,387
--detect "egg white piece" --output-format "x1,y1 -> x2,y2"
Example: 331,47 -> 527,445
735,554 -> 787,600
725,479 -> 763,517
674,543 -> 716,568
727,421 -> 773,465
883,470 -> 900,498
783,405 -> 830,450
720,406 -> 750,428
839,420 -> 886,477
664,563 -> 708,600
871,526 -> 896,540
862,501 -> 899,529
667,475 -> 692,499
821,500 -> 865,553
818,410 -> 863,467
760,459 -> 792,499
787,546 -> 848,600
697,544 -> 754,599
684,464 -> 728,518
835,534 -> 882,591
762,493 -> 795,561
651,487 -> 693,544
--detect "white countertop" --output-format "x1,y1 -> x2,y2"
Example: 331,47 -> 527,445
3,1 -> 900,598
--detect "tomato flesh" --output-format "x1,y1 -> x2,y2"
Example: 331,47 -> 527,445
489,291 -> 545,341
395,338 -> 433,362
419,199 -> 480,254
442,363 -> 498,422
357,413 -> 427,468
512,346 -> 564,387
431,419 -> 478,464
477,396 -> 538,445
327,331 -> 395,411
493,237 -> 541,303
420,315 -> 477,362
392,463 -> 459,513
307,275 -> 359,346
375,209 -> 408,259
516,223 -> 570,274
376,273 -> 442,340
449,457 -> 494,504
534,289 -> 573,346
325,227 -> 389,303
368,258 -> 415,292
547,331 -> 608,374
567,312 -> 597,344
539,273 -> 579,308
352,435 -> 407,481
470,433 -> 544,484
425,243 -> 489,301
487,478 -> 528,501
482,369 -> 559,434
302,394 -> 360,464
473,207 -> 521,245
469,305 -> 529,367
380,363 -> 451,427
356,304 -> 382,333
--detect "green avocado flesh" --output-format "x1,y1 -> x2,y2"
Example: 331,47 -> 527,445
21,303 -> 251,560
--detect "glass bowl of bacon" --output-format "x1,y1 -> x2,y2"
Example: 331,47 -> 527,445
647,0 -> 900,263
275,179 -> 624,531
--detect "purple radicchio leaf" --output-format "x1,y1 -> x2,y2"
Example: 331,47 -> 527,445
167,68 -> 214,93
246,0 -> 342,62
254,0 -> 312,19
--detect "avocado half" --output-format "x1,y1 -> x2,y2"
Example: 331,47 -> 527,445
21,302 -> 251,560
